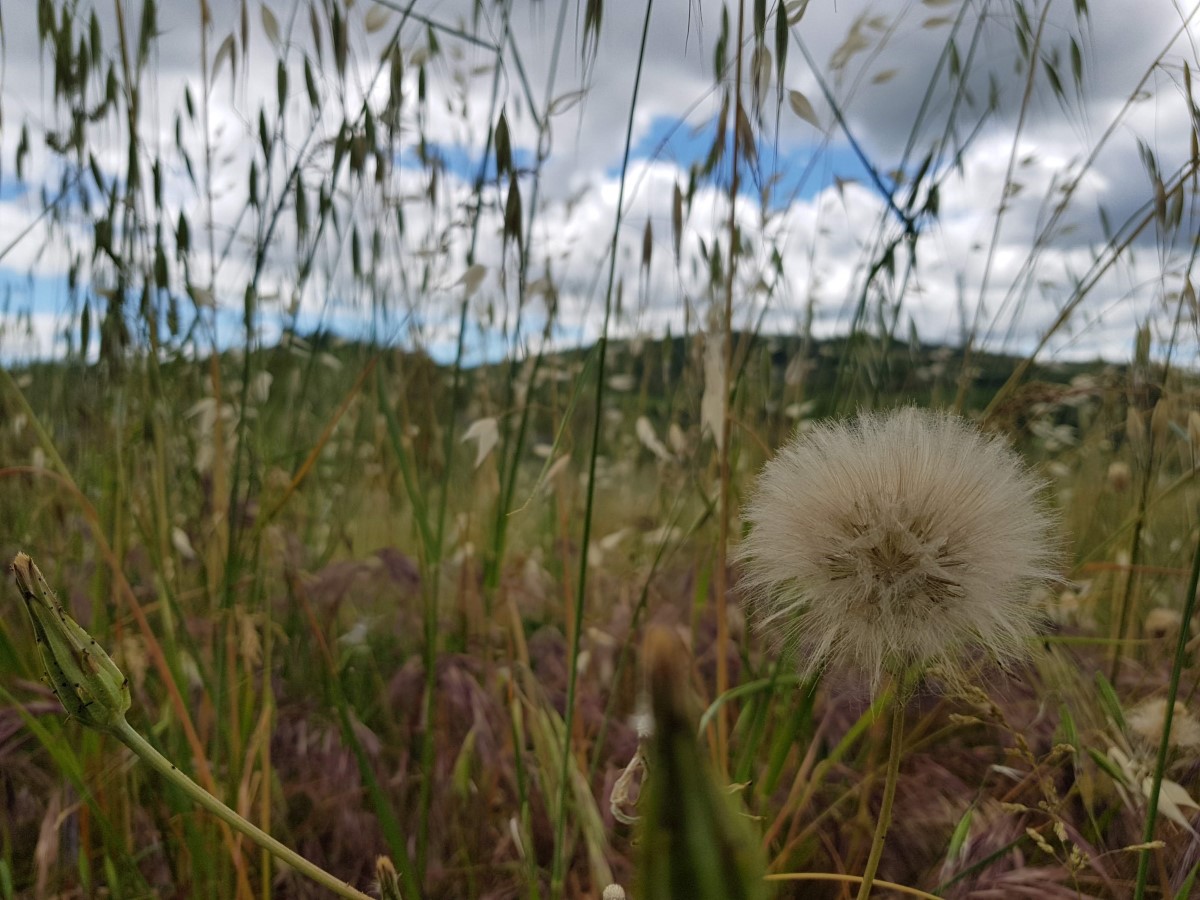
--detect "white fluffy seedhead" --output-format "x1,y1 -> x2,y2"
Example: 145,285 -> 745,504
735,408 -> 1060,691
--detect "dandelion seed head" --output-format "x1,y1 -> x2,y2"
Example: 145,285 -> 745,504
735,408 -> 1059,690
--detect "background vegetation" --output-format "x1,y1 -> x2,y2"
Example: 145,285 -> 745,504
1,0 -> 1198,897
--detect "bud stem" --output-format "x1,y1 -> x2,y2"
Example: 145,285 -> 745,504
111,716 -> 375,900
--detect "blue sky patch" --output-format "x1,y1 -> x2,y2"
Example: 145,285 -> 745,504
616,114 -> 888,207
396,140 -> 537,184
0,181 -> 29,202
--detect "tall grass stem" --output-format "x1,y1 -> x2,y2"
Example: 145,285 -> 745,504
1132,526 -> 1200,899
549,2 -> 654,894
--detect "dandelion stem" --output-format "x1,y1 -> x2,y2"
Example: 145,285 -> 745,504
112,718 -> 374,900
856,695 -> 906,900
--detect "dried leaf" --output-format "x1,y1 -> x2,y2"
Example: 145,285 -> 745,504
751,45 -> 772,112
364,5 -> 391,32
261,3 -> 280,45
537,454 -> 571,496
1143,776 -> 1200,833
462,418 -> 499,469
735,103 -> 757,164
171,527 -> 197,560
701,330 -> 725,450
457,264 -> 487,298
213,33 -> 236,80
830,20 -> 870,70
636,416 -> 673,462
309,2 -> 323,61
787,89 -> 819,128
611,744 -> 648,824
548,90 -> 587,116
608,374 -> 636,392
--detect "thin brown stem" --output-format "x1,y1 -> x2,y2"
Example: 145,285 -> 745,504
714,0 -> 747,778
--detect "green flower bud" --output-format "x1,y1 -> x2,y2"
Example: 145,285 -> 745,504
11,552 -> 131,731
638,627 -> 768,900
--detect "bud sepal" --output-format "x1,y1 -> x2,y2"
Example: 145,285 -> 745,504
11,552 -> 131,731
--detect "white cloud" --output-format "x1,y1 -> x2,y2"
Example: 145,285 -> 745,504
1,0 -> 1197,366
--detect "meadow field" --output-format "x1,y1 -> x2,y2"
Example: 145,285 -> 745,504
1,0 -> 1199,898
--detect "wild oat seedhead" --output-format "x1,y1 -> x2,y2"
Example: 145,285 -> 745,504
1127,698 -> 1200,750
736,408 -> 1059,690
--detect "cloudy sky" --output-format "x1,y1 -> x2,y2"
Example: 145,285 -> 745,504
0,0 -> 1197,364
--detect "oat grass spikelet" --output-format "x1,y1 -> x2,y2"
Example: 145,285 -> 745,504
737,408 -> 1057,688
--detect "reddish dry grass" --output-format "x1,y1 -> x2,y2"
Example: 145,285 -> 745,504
5,543 -> 1200,898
